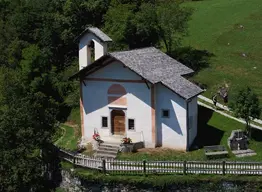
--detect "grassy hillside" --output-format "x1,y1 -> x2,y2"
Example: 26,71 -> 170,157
183,0 -> 262,101
118,106 -> 262,161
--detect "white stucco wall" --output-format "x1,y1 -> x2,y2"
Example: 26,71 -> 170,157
79,33 -> 107,70
155,84 -> 187,150
188,97 -> 198,147
82,61 -> 153,146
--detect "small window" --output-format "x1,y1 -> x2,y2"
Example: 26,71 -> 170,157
128,119 -> 135,130
162,109 -> 170,118
102,117 -> 108,128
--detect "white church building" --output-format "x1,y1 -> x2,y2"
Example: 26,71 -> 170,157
70,27 -> 203,151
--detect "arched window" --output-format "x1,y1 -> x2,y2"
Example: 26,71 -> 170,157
107,84 -> 127,95
88,40 -> 95,62
107,84 -> 127,106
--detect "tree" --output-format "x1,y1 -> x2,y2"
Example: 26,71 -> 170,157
230,87 -> 261,137
0,67 -> 59,191
104,0 -> 192,51
0,1 -> 112,190
156,0 -> 192,54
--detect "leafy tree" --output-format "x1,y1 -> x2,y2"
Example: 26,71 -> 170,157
104,0 -> 192,52
0,67 -> 59,191
230,87 -> 261,137
104,2 -> 159,49
0,1 -> 112,190
156,0 -> 192,54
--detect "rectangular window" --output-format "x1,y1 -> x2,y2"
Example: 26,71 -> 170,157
162,109 -> 170,118
128,119 -> 135,130
102,117 -> 108,128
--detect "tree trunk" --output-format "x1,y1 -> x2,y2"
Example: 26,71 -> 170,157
163,38 -> 169,54
246,120 -> 251,138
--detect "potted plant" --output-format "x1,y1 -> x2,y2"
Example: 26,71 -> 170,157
93,133 -> 100,141
120,137 -> 133,153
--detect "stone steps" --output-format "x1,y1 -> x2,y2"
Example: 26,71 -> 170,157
98,146 -> 119,152
94,142 -> 120,159
235,153 -> 257,158
100,142 -> 120,148
232,149 -> 257,157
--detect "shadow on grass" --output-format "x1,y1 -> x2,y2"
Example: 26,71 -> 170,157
251,129 -> 262,142
191,106 -> 225,150
169,46 -> 215,73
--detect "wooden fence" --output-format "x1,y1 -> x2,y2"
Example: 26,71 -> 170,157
58,148 -> 262,176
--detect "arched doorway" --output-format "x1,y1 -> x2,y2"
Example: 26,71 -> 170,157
111,110 -> 125,135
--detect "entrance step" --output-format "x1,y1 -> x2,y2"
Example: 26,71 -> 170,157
101,136 -> 124,144
98,146 -> 119,152
100,142 -> 120,149
232,149 -> 257,157
94,141 -> 120,159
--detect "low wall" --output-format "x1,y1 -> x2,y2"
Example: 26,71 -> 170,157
59,169 -> 260,192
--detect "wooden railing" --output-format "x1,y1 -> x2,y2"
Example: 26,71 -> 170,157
58,148 -> 262,176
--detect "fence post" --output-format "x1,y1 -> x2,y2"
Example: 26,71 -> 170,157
183,161 -> 187,175
73,155 -> 76,168
143,159 -> 147,176
102,159 -> 106,174
222,161 -> 226,175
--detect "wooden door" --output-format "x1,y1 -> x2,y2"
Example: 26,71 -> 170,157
111,110 -> 125,135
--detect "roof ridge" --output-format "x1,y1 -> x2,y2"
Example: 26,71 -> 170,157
109,46 -> 156,54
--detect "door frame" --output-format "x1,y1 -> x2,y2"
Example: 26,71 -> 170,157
109,107 -> 127,136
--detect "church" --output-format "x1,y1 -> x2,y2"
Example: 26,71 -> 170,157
70,27 -> 203,151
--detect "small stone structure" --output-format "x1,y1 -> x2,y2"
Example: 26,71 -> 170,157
228,130 -> 248,150
119,142 -> 144,153
228,130 -> 256,157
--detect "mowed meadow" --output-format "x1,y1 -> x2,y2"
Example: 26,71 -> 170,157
183,0 -> 262,101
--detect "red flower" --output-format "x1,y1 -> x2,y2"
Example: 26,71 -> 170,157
121,137 -> 132,144
93,133 -> 100,141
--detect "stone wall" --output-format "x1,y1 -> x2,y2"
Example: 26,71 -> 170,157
59,170 -> 83,192
59,169 -> 260,192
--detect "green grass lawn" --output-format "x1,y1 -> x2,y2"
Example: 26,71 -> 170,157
55,124 -> 79,151
67,107 -> 81,126
118,106 -> 262,161
182,0 -> 262,102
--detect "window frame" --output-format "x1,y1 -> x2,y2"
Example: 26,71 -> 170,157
162,109 -> 170,118
128,118 -> 135,131
101,116 -> 108,128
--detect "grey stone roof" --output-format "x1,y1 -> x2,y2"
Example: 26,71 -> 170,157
88,27 -> 112,42
109,47 -> 203,99
76,27 -> 113,42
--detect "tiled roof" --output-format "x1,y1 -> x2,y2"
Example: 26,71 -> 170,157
109,47 -> 203,99
76,27 -> 113,42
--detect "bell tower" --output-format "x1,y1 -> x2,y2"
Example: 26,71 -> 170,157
77,27 -> 112,70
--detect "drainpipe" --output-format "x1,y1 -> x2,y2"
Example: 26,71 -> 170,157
186,98 -> 192,152
186,100 -> 189,151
